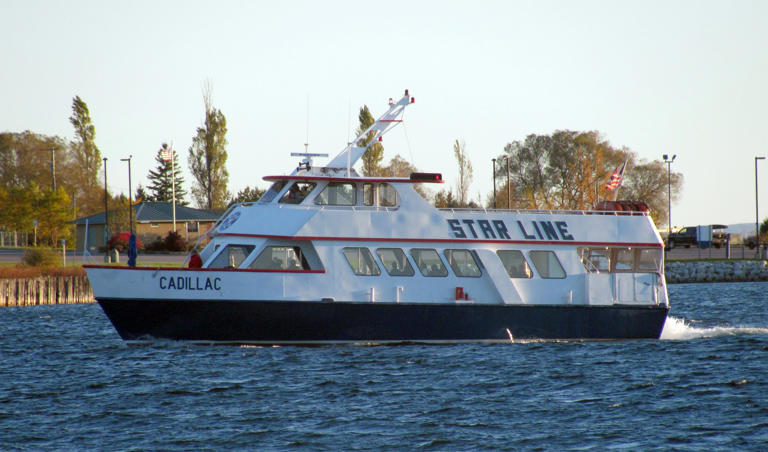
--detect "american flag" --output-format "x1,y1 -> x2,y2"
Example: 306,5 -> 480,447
160,146 -> 173,162
606,158 -> 628,190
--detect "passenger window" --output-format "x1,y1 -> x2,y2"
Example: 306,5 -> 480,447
259,181 -> 287,203
376,248 -> 414,276
444,249 -> 482,277
279,182 -> 316,204
209,245 -> 255,269
497,250 -> 533,278
529,250 -> 566,279
410,249 -> 448,277
363,184 -> 374,206
637,249 -> 661,272
380,184 -> 398,207
342,247 -> 381,276
250,246 -> 309,270
579,248 -> 611,273
613,248 -> 634,272
315,182 -> 356,206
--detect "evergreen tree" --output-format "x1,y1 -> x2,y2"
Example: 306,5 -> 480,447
188,85 -> 229,209
135,184 -> 150,203
147,143 -> 187,205
68,96 -> 103,215
230,186 -> 265,205
356,105 -> 384,177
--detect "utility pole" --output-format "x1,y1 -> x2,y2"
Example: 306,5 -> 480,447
103,157 -> 109,262
506,156 -> 511,209
49,147 -> 56,192
121,155 -> 133,234
492,158 -> 497,208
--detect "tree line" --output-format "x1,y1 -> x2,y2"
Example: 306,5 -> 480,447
0,93 -> 684,248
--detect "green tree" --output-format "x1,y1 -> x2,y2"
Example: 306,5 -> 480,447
147,143 -> 188,205
188,86 -> 230,209
356,105 -> 384,177
453,139 -> 473,206
135,184 -> 150,203
230,186 -> 266,205
69,96 -> 103,216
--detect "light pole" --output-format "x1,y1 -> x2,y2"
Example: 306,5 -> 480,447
663,154 -> 676,233
492,158 -> 497,208
756,156 -> 765,257
121,155 -> 133,235
506,155 -> 511,209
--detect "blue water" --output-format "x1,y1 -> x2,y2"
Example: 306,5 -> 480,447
1,283 -> 768,451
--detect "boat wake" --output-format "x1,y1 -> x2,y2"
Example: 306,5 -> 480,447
660,316 -> 768,340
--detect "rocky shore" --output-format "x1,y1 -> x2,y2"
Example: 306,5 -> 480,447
665,260 -> 768,283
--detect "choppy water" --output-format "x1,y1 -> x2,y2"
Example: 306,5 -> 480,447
1,282 -> 767,451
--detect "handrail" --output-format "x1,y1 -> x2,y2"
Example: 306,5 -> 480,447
437,207 -> 649,216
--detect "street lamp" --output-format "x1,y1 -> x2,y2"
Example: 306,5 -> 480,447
663,154 -> 676,233
492,158 -> 497,208
120,155 -> 133,234
103,157 -> 109,262
756,156 -> 765,257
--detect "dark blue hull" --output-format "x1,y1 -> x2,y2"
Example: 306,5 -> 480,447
96,298 -> 669,343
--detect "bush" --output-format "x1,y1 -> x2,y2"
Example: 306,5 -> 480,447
22,248 -> 61,267
0,265 -> 84,279
145,239 -> 167,252
164,230 -> 186,252
108,233 -> 145,252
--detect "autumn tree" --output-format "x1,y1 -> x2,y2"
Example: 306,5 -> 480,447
147,143 -> 187,205
356,105 -> 384,177
69,96 -> 103,215
453,139 -> 473,206
188,85 -> 230,209
493,130 -> 682,225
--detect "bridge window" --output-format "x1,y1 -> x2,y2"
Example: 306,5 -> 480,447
363,183 -> 374,206
342,247 -> 381,276
410,248 -> 448,277
260,181 -> 287,203
376,248 -> 414,276
637,248 -> 662,272
444,249 -> 482,277
315,182 -> 356,206
250,246 -> 309,270
279,182 -> 316,204
497,250 -> 533,278
529,250 -> 566,279
614,248 -> 634,272
209,244 -> 255,269
380,184 -> 398,207
579,247 -> 611,273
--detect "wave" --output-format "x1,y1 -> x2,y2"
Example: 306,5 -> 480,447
660,316 -> 768,340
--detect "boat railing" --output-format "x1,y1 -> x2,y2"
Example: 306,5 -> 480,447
437,207 -> 650,217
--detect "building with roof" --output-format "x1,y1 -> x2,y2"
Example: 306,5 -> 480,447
71,202 -> 222,251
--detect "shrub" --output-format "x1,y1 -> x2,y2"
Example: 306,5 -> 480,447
145,239 -> 167,252
22,248 -> 60,267
164,230 -> 186,252
107,233 -> 145,252
0,265 -> 85,279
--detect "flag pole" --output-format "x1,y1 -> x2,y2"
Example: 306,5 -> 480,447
171,141 -> 177,232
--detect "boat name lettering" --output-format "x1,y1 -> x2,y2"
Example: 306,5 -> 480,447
159,276 -> 222,291
447,219 -> 574,241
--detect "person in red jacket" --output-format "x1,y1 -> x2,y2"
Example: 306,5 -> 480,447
189,252 -> 203,268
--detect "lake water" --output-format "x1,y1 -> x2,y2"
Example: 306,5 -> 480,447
1,282 -> 767,450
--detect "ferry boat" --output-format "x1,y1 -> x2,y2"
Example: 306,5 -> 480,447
85,91 -> 670,344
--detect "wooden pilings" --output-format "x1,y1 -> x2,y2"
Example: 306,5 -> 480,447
0,275 -> 94,307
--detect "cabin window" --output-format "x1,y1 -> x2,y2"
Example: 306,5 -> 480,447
529,250 -> 566,279
250,246 -> 309,270
279,182 -> 316,204
444,249 -> 482,277
579,248 -> 611,273
497,250 -> 533,278
614,248 -> 634,272
363,184 -> 374,206
410,248 -> 448,277
376,248 -> 415,276
637,248 -> 661,272
209,244 -> 255,269
380,184 -> 398,207
342,247 -> 381,276
315,182 -> 356,206
260,181 -> 287,203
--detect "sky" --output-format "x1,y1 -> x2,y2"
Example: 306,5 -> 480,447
2,0 -> 767,228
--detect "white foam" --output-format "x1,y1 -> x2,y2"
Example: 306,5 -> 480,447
660,316 -> 768,340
